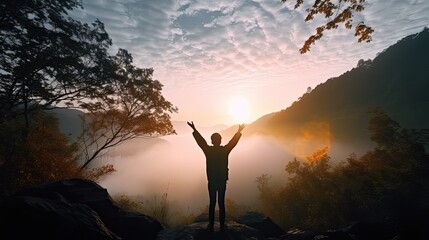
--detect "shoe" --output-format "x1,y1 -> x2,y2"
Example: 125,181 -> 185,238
220,223 -> 227,232
207,223 -> 214,233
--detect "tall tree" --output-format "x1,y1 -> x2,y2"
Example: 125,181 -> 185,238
78,49 -> 178,169
282,0 -> 374,53
0,0 -> 178,181
0,0 -> 113,123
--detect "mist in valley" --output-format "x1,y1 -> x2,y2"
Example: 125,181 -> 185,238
96,121 -> 372,224
97,124 -> 291,219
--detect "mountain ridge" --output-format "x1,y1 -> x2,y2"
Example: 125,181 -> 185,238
235,28 -> 429,158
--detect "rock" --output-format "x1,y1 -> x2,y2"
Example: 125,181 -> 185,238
279,221 -> 399,240
340,221 -> 397,240
312,230 -> 354,240
237,211 -> 286,238
0,178 -> 163,240
279,228 -> 318,240
193,212 -> 210,223
0,194 -> 120,240
157,221 -> 265,240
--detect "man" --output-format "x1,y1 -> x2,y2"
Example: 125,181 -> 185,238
187,121 -> 245,232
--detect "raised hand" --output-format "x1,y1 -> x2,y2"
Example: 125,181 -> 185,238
237,123 -> 246,133
187,121 -> 196,131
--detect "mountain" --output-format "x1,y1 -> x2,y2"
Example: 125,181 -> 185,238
242,28 -> 429,159
49,108 -> 85,141
172,121 -> 228,135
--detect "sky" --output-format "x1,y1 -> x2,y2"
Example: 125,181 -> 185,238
73,0 -> 429,126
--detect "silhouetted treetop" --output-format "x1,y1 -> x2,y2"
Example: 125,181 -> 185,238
0,0 -> 178,192
0,0 -> 113,119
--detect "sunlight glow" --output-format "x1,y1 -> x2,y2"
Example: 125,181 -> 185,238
293,121 -> 332,160
228,97 -> 250,123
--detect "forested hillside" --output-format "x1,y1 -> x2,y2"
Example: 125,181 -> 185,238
242,28 -> 429,157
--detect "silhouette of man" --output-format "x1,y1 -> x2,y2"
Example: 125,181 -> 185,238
187,121 -> 245,232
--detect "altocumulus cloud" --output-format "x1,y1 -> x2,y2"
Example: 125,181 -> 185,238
74,0 -> 326,88
73,0 -> 429,123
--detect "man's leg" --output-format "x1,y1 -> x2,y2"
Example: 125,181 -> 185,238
218,182 -> 227,229
208,182 -> 216,230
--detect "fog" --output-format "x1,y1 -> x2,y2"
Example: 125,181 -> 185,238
97,122 -> 372,221
98,125 -> 292,216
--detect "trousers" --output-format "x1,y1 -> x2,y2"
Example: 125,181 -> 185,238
208,181 -> 227,226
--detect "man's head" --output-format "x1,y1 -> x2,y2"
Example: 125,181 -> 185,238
211,133 -> 222,146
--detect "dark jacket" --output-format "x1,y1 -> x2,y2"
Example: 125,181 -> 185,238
192,131 -> 242,184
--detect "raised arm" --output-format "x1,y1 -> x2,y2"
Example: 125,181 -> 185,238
237,124 -> 245,134
188,121 -> 208,151
225,124 -> 245,151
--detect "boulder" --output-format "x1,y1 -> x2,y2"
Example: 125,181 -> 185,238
279,228 -> 318,240
0,194 -> 120,240
0,178 -> 163,240
237,211 -> 286,238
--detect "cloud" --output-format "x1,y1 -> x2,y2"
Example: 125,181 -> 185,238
74,0 -> 429,125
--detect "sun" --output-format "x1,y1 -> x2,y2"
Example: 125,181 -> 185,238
228,97 -> 250,123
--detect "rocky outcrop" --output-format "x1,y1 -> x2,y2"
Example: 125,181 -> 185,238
157,221 -> 265,240
238,211 -> 286,238
158,211 -> 287,240
0,178 -> 163,240
0,178 -> 404,240
158,215 -> 401,240
279,221 -> 399,240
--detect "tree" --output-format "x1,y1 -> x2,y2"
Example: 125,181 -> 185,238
0,108 -> 84,195
0,0 -> 113,124
78,49 -> 178,169
0,0 -> 178,185
356,58 -> 372,68
256,108 -> 429,232
282,0 -> 374,53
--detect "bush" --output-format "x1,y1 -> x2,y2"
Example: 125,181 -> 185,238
256,109 -> 429,231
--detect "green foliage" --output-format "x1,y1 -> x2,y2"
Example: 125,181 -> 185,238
256,108 -> 429,231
